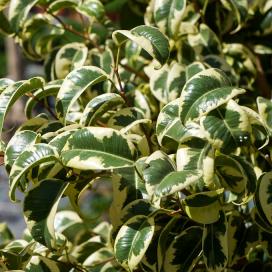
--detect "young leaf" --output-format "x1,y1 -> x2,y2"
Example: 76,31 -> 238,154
113,25 -> 170,67
61,127 -> 136,170
23,179 -> 69,249
114,215 -> 155,271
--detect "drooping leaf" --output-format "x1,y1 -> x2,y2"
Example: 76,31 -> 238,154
113,25 -> 170,67
4,130 -> 38,173
61,127 -> 136,170
23,179 -> 69,249
0,77 -> 44,150
9,143 -> 59,201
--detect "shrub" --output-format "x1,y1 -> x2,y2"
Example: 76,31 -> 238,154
0,0 -> 272,271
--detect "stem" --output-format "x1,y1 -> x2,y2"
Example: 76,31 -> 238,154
26,92 -> 58,120
87,257 -> 115,268
113,47 -> 130,105
120,63 -> 149,81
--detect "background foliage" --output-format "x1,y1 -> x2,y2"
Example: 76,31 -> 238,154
0,0 -> 272,271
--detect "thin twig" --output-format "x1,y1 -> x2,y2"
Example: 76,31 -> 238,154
26,92 -> 58,120
120,63 -> 149,81
113,47 -> 130,105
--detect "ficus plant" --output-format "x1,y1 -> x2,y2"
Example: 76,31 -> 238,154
0,0 -> 272,271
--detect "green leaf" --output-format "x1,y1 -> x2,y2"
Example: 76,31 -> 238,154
114,215 -> 155,271
8,0 -> 39,32
61,127 -> 136,170
156,98 -> 185,149
0,77 -> 44,149
149,61 -> 185,104
182,189 -> 224,224
203,212 -> 228,272
9,143 -> 59,202
155,169 -> 202,198
48,0 -> 77,13
4,130 -> 38,173
164,226 -> 203,272
179,68 -> 245,124
55,66 -> 108,123
113,25 -> 170,68
0,223 -> 14,247
23,179 -> 68,249
201,99 -> 250,153
255,171 -> 272,225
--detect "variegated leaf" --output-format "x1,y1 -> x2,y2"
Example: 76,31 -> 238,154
80,93 -> 125,126
108,107 -> 144,130
155,169 -> 202,198
185,61 -> 206,80
48,0 -> 77,13
179,68 -> 245,124
54,43 -> 88,79
164,226 -> 203,272
182,189 -> 224,224
113,25 -> 170,67
156,98 -> 185,149
142,151 -> 175,198
56,66 -> 108,123
76,0 -> 105,21
23,179 -> 68,249
61,127 -> 136,170
9,143 -> 59,202
177,137 -> 215,190
4,130 -> 38,173
0,77 -> 44,149
8,0 -> 38,32
153,0 -> 186,38
0,78 -> 14,93
254,171 -> 272,225
201,99 -> 250,153
216,154 -> 256,204
203,212 -> 228,272
114,215 -> 155,271
149,61 -> 185,104
257,96 -> 272,131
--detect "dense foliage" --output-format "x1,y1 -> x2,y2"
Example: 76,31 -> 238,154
0,0 -> 272,271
